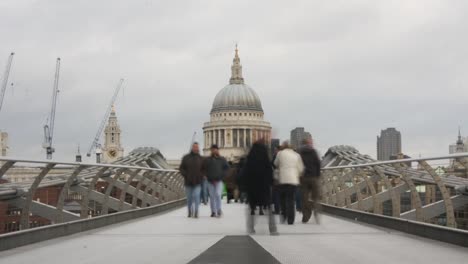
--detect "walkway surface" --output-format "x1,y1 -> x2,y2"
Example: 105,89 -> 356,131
1,202 -> 468,264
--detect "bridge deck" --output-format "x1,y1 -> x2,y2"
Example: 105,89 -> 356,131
0,203 -> 467,264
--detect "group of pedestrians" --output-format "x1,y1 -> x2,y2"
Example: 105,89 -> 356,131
239,137 -> 322,235
179,138 -> 322,236
179,143 -> 229,218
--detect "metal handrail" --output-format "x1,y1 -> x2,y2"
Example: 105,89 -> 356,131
0,156 -> 179,173
322,152 -> 468,170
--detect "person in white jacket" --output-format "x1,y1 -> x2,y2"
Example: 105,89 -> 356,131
274,141 -> 304,224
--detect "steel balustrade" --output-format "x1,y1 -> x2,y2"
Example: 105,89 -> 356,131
0,151 -> 185,232
320,146 -> 468,229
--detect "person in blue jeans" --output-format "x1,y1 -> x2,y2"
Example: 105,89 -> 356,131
200,177 -> 209,205
179,142 -> 204,218
204,144 -> 229,218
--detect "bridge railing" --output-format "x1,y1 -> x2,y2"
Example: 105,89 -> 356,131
321,153 -> 468,229
0,157 -> 185,232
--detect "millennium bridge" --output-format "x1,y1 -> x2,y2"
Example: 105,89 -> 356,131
0,146 -> 468,263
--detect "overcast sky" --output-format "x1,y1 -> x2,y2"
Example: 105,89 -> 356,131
0,0 -> 467,162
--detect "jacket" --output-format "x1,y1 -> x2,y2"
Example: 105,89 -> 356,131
243,143 -> 273,206
179,152 -> 204,186
204,155 -> 229,182
274,148 -> 304,186
299,146 -> 321,178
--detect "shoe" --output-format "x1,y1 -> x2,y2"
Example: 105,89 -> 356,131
270,231 -> 279,236
259,209 -> 265,215
188,211 -> 192,218
250,210 -> 255,216
194,211 -> 199,218
211,212 -> 216,217
217,210 -> 223,217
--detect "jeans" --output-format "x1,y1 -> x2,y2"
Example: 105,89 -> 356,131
208,181 -> 223,214
279,184 -> 297,224
200,179 -> 209,204
185,185 -> 201,215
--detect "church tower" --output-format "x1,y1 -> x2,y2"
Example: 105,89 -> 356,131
102,106 -> 124,163
456,127 -> 465,153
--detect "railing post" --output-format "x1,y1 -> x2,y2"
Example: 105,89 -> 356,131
20,163 -> 56,230
55,165 -> 86,223
372,166 -> 400,217
393,163 -> 423,221
418,160 -> 456,228
119,169 -> 142,210
0,161 -> 15,179
80,167 -> 109,218
102,168 -> 129,215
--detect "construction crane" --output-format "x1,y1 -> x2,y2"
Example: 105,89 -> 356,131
0,52 -> 14,113
86,78 -> 124,161
42,58 -> 61,159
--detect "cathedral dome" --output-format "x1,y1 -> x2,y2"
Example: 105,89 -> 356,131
210,46 -> 263,114
211,83 -> 263,113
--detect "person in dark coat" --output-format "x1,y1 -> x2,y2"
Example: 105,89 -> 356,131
299,138 -> 322,223
243,139 -> 278,235
204,144 -> 229,218
179,142 -> 204,218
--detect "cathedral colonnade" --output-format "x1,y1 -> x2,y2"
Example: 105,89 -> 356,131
203,128 -> 271,149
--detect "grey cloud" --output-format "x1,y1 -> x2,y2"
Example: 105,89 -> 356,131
1,0 -> 467,162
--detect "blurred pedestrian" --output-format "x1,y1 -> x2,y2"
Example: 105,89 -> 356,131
299,138 -> 322,223
179,142 -> 204,218
274,141 -> 304,225
243,139 -> 278,235
296,188 -> 302,213
271,145 -> 282,214
204,144 -> 229,218
200,176 -> 209,205
236,156 -> 248,204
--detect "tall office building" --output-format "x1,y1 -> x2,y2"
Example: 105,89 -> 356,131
290,127 -> 312,150
377,128 -> 401,161
0,132 -> 8,156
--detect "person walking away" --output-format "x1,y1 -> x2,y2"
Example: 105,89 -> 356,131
205,144 -> 229,217
179,142 -> 204,218
274,141 -> 304,225
299,138 -> 322,223
243,140 -> 278,235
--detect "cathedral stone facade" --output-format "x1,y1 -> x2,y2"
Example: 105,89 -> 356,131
203,47 -> 272,162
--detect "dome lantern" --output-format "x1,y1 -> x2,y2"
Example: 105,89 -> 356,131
210,46 -> 263,113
